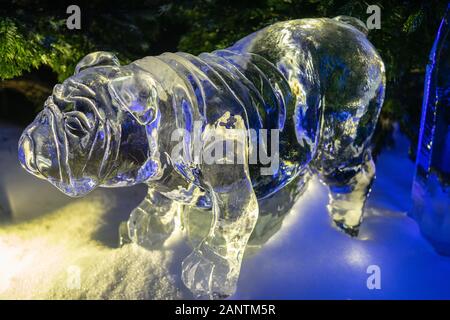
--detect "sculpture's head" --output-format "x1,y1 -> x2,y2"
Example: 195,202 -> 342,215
18,52 -> 161,197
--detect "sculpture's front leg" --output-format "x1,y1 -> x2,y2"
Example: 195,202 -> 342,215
122,188 -> 179,249
182,173 -> 258,299
181,116 -> 258,299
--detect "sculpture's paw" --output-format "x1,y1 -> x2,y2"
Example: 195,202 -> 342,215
327,203 -> 362,237
332,219 -> 360,237
119,221 -> 132,247
181,249 -> 237,299
127,209 -> 176,249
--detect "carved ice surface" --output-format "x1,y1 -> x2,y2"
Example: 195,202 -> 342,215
18,17 -> 385,299
411,5 -> 450,256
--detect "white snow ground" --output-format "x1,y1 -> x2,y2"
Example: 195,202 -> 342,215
1,123 -> 449,299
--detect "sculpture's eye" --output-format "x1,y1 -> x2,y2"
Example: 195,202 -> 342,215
64,112 -> 91,137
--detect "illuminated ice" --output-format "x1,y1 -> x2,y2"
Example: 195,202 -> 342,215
18,17 -> 385,299
411,5 -> 450,255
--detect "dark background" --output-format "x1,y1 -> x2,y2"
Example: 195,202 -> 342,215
0,0 -> 448,158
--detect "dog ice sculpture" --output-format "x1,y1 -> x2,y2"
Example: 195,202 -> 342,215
18,17 -> 385,299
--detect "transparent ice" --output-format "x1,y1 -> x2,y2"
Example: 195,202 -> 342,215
411,5 -> 450,256
18,17 -> 385,299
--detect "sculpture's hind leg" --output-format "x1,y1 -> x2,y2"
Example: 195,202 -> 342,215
313,79 -> 384,236
309,33 -> 385,235
120,189 -> 180,248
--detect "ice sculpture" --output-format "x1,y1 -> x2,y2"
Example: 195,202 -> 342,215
411,5 -> 450,255
18,17 -> 385,298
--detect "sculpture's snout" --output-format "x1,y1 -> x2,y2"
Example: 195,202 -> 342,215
18,108 -> 60,180
18,133 -> 42,178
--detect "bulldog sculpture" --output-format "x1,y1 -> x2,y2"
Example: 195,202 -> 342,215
18,17 -> 385,299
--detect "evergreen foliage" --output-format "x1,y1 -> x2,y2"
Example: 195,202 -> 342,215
1,0 -> 448,152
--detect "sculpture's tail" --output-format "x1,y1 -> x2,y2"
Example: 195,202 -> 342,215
333,15 -> 369,36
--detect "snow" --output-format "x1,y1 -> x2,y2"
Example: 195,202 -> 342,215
1,123 -> 450,299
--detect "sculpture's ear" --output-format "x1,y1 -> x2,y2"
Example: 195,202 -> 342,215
108,72 -> 158,125
75,51 -> 120,74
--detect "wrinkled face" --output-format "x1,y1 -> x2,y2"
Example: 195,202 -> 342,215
18,52 -> 153,197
